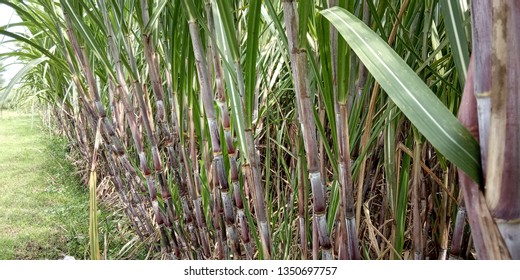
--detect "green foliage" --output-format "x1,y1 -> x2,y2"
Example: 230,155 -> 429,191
1,0 -> 483,260
321,6 -> 481,184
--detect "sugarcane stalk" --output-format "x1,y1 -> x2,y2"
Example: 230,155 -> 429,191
179,83 -> 212,259
184,104 -> 206,259
160,23 -> 212,256
101,150 -> 154,241
449,190 -> 466,259
107,80 -> 125,139
469,0 -> 520,259
139,0 -> 184,251
485,1 -> 520,259
457,55 -> 510,259
182,0 -> 241,259
326,0 -> 361,257
283,0 -> 332,259
438,169 -> 449,260
412,135 -> 423,260
312,215 -> 319,260
297,136 -> 308,259
204,1 -> 252,258
210,0 -> 272,258
55,23 -> 93,166
62,3 -> 175,256
99,1 -> 188,256
327,0 -> 348,260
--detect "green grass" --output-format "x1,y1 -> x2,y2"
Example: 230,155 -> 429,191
0,110 -> 89,259
0,110 -> 148,259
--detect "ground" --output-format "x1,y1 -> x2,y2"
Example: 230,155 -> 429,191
0,110 -> 90,259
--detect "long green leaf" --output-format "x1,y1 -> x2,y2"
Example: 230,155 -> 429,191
215,0 -> 239,62
143,0 -> 168,34
89,119 -> 102,260
0,56 -> 48,103
212,3 -> 248,159
244,0 -> 262,126
60,0 -> 115,80
394,136 -> 412,259
440,0 -> 470,88
321,7 -> 482,184
0,29 -> 60,64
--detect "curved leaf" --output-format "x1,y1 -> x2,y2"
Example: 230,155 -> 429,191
440,0 -> 470,88
0,56 -> 48,103
321,7 -> 482,184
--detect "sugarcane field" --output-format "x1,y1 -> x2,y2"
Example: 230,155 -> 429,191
0,0 -> 518,261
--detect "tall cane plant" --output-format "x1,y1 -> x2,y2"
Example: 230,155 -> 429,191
2,0 -> 517,259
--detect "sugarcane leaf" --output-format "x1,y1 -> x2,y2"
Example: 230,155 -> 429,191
0,56 -> 48,103
215,0 -> 239,61
60,0 -> 114,80
144,0 -> 168,34
212,3 -> 248,158
440,0 -> 470,88
321,7 -> 482,184
244,0 -> 262,126
0,29 -> 60,64
394,136 -> 412,258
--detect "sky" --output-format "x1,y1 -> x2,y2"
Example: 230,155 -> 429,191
1,4 -> 24,83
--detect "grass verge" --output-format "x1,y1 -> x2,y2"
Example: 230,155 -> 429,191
0,110 -> 147,259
